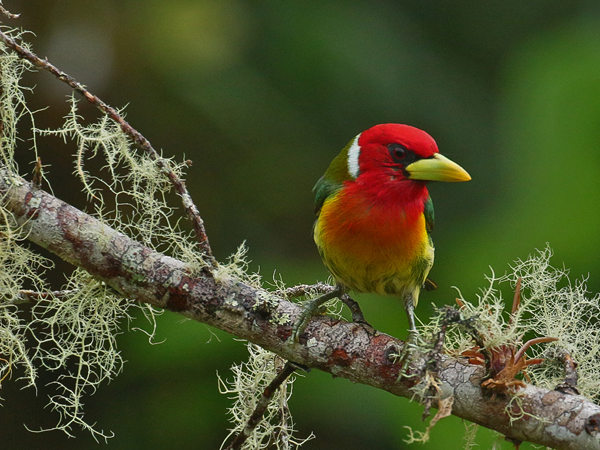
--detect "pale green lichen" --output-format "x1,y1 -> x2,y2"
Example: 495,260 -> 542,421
0,205 -> 49,391
462,422 -> 479,450
414,246 -> 600,445
213,243 -> 262,288
35,95 -> 207,274
507,248 -> 600,402
423,246 -> 600,402
253,291 -> 279,312
27,270 -> 129,440
0,28 -> 49,393
0,28 -> 167,440
218,342 -> 314,450
253,291 -> 291,326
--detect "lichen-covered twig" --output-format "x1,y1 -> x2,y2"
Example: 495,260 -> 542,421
419,306 -> 460,421
224,361 -> 307,450
510,276 -> 522,317
0,3 -> 19,20
31,156 -> 42,188
9,289 -> 80,304
0,29 -> 216,267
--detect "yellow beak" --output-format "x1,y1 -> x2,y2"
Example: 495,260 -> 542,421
406,153 -> 471,182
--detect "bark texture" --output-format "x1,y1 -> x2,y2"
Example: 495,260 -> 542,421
2,169 -> 600,450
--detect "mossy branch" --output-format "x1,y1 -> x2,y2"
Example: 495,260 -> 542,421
0,26 -> 216,267
1,169 -> 599,450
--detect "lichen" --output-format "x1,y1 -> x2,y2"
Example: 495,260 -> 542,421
0,28 -> 167,439
218,342 -> 314,450
413,246 -> 600,446
426,246 -> 600,403
213,243 -> 262,288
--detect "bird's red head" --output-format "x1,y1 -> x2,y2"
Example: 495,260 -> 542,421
354,124 -> 439,181
346,123 -> 470,185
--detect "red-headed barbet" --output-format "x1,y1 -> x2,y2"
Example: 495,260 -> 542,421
292,123 -> 471,371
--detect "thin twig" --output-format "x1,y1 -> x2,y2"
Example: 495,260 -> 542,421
32,156 -> 42,188
9,289 -> 79,304
0,3 -> 19,20
225,361 -> 307,450
0,29 -> 217,267
421,306 -> 460,420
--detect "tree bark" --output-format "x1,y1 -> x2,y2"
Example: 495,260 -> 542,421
1,168 -> 599,450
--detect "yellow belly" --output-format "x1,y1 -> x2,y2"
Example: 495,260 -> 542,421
314,192 -> 433,306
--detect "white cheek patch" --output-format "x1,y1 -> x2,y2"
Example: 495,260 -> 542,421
347,134 -> 361,179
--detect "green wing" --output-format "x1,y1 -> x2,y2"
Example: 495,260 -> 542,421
423,196 -> 437,290
424,196 -> 435,234
313,176 -> 343,215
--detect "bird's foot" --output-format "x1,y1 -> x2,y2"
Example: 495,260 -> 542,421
291,287 -> 342,342
290,299 -> 329,342
397,330 -> 423,377
340,293 -> 372,327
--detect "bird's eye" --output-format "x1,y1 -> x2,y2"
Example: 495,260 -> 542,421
388,144 -> 407,162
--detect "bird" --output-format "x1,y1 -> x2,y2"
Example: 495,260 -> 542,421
292,123 -> 471,369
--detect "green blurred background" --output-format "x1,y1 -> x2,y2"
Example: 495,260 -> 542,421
4,1 -> 600,449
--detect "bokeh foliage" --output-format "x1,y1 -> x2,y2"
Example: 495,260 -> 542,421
4,1 -> 600,449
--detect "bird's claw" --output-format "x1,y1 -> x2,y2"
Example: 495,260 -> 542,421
291,300 -> 328,342
290,286 -> 343,342
397,330 -> 423,377
340,293 -> 372,327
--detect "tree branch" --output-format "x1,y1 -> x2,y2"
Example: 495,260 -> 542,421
1,169 -> 599,450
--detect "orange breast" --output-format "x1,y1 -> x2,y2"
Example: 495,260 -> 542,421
314,188 -> 433,298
